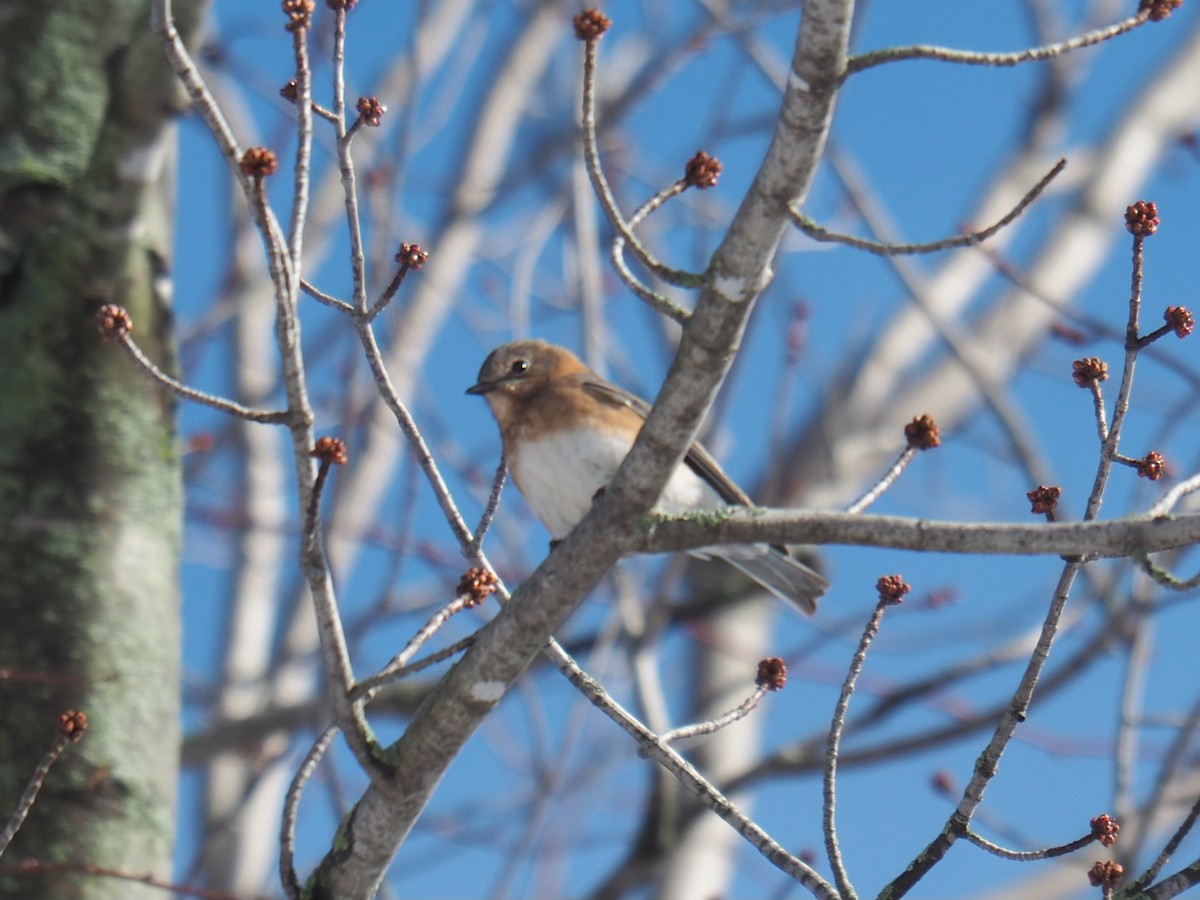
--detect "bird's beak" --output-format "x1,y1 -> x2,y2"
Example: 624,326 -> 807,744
465,379 -> 495,396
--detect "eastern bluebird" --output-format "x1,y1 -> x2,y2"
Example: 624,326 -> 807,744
466,339 -> 827,614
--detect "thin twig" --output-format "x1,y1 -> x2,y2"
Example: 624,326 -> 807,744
1083,233 -> 1145,522
659,686 -> 767,744
981,246 -> 1200,396
364,268 -> 406,323
844,446 -> 915,514
359,635 -> 477,694
544,639 -> 840,900
611,181 -> 692,322
1147,471 -> 1200,517
469,455 -> 508,554
331,8 -> 369,312
791,159 -> 1066,255
579,35 -> 707,289
150,0 -> 296,293
351,595 -> 479,703
350,322 -> 487,558
246,174 -> 299,329
0,859 -> 250,900
344,116 -> 365,146
1132,552 -> 1200,591
280,724 -> 339,900
300,278 -> 355,314
845,14 -> 1146,77
297,441 -> 378,763
628,180 -> 687,230
1090,379 -> 1110,443
609,241 -> 691,321
287,23 -> 314,269
883,561 -> 1084,897
824,600 -> 895,900
304,451 -> 340,546
1124,794 -> 1200,896
116,333 -> 289,424
1133,322 -> 1176,348
963,828 -> 1095,861
0,723 -> 77,859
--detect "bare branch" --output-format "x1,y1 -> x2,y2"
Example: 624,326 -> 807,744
962,827 -> 1095,861
286,23 -> 313,269
658,687 -> 768,745
1126,794 -> 1200,897
300,279 -> 354,314
791,158 -> 1066,255
154,0 -> 372,774
329,7 -> 369,312
468,456 -> 508,554
846,14 -> 1147,77
825,593 -> 900,900
0,713 -> 85,859
578,24 -> 708,290
610,179 -> 693,321
545,641 -> 840,900
351,579 -> 492,704
639,509 -> 1200,559
280,725 -> 338,900
111,329 -> 289,424
844,446 -> 916,514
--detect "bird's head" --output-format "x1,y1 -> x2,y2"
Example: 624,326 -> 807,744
466,340 -> 583,403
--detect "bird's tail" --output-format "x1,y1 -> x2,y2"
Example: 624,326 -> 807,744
694,544 -> 828,615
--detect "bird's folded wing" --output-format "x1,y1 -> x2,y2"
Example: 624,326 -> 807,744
580,378 -> 751,506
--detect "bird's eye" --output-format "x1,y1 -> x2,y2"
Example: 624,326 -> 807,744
509,358 -> 529,375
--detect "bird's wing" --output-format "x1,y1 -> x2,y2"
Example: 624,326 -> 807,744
580,378 -> 752,507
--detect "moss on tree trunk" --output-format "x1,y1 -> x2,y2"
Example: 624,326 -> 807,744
0,1 -> 207,896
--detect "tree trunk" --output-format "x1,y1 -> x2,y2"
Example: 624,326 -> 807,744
0,2 -> 206,896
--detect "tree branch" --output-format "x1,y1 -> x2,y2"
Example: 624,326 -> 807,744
638,509 -> 1200,558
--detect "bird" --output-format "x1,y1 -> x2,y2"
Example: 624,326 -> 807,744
466,339 -> 827,614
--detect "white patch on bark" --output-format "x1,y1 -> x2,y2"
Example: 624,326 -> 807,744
470,680 -> 507,704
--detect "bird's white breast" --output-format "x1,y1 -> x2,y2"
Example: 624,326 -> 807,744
509,427 -> 722,539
